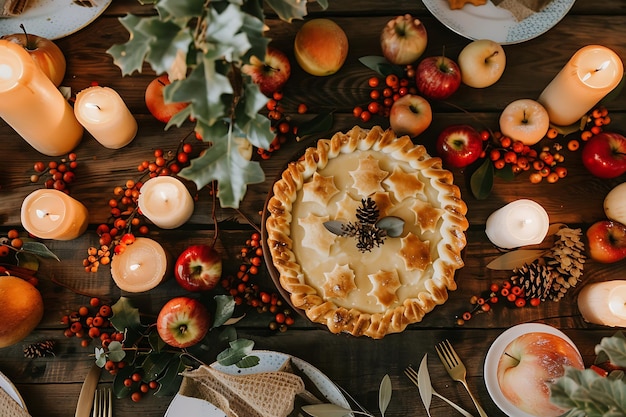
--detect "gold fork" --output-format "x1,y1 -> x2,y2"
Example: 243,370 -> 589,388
435,339 -> 488,417
92,387 -> 112,417
404,366 -> 475,417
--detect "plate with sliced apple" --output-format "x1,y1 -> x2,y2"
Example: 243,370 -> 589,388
422,0 -> 575,44
484,323 -> 584,417
0,0 -> 112,40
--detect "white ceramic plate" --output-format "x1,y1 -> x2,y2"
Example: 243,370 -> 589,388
484,323 -> 580,417
423,0 -> 575,44
164,350 -> 349,417
0,371 -> 26,410
0,0 -> 112,40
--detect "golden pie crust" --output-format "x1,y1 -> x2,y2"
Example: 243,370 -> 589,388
265,126 -> 468,338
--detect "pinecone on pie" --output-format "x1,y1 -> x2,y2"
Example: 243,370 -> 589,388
265,126 -> 469,338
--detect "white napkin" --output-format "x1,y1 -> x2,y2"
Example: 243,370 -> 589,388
0,387 -> 30,417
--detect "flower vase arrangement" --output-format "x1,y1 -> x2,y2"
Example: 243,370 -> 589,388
107,0 -> 327,208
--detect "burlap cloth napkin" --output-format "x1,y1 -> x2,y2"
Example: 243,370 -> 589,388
179,363 -> 305,417
0,0 -> 29,17
491,0 -> 553,21
0,386 -> 30,417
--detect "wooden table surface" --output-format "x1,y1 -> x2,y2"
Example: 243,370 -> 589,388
1,1 -> 625,416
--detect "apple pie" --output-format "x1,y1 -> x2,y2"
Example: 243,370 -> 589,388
0,0 -> 29,16
265,126 -> 469,338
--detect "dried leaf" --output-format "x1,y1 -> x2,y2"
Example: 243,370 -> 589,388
302,403 -> 354,417
486,249 -> 547,270
418,354 -> 433,417
470,158 -> 494,200
324,220 -> 346,236
379,374 -> 392,417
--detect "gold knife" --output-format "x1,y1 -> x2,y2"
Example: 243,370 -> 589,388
74,363 -> 101,417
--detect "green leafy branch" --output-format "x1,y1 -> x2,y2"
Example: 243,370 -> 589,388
107,0 -> 326,208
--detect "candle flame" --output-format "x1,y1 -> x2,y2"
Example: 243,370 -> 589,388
35,209 -> 61,221
129,262 -> 142,271
596,60 -> 611,72
85,103 -> 102,110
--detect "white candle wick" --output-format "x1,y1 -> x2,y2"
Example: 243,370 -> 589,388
130,262 -> 141,272
85,102 -> 102,111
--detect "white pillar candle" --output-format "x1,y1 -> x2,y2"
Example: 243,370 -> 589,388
538,45 -> 624,126
138,176 -> 194,229
578,281 -> 626,327
20,189 -> 88,240
74,86 -> 138,149
110,237 -> 169,292
0,39 -> 83,156
485,199 -> 549,249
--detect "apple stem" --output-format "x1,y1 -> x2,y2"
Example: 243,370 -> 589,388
522,110 -> 528,124
504,351 -> 520,365
19,24 -> 33,50
485,51 -> 499,63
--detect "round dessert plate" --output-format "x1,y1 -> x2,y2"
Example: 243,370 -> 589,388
422,0 -> 575,44
483,323 -> 580,417
0,371 -> 26,410
0,0 -> 113,40
165,350 -> 349,417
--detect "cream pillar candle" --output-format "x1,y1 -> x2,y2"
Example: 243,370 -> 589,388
137,176 -> 194,229
0,39 -> 83,156
20,189 -> 88,240
538,45 -> 624,126
110,237 -> 169,292
578,281 -> 626,327
485,199 -> 549,249
74,86 -> 138,149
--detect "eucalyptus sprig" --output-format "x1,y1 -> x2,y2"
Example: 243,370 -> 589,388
107,0 -> 327,208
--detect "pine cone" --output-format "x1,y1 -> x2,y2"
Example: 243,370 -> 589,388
511,263 -> 554,301
356,198 -> 379,225
23,340 -> 56,358
546,227 -> 586,293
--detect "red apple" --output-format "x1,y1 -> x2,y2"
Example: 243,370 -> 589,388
174,244 -> 223,292
436,124 -> 483,168
2,28 -> 66,86
389,94 -> 432,138
415,56 -> 461,100
145,74 -> 190,123
156,296 -> 210,348
586,220 -> 626,263
497,332 -> 584,417
241,47 -> 291,97
380,14 -> 427,65
581,132 -> 626,179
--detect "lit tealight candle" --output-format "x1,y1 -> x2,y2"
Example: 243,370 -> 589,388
0,39 -> 83,156
20,189 -> 88,240
485,199 -> 549,249
538,45 -> 624,126
138,176 -> 194,229
578,281 -> 626,327
110,237 -> 169,292
74,86 -> 138,149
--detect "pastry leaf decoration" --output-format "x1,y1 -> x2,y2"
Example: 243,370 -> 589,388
324,198 -> 404,253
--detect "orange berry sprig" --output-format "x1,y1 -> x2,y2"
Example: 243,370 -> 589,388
220,231 -> 296,331
61,298 -> 124,352
0,228 -> 24,258
258,91 -> 308,159
573,105 -> 611,150
30,153 -> 78,193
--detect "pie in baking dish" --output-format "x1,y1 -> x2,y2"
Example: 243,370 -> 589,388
265,126 -> 468,338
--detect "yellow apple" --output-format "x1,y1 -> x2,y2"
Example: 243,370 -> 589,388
499,99 -> 549,145
2,32 -> 66,86
458,39 -> 506,88
604,182 -> 626,225
294,19 -> 348,76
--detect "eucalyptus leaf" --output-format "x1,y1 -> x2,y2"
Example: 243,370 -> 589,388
417,354 -> 433,417
106,341 -> 126,363
379,374 -> 392,417
94,347 -> 106,368
470,158 -> 494,200
301,403 -> 354,417
486,249 -> 547,270
212,295 -> 236,328
216,338 -> 255,366
236,354 -> 260,368
324,220 -> 346,236
376,216 -> 405,238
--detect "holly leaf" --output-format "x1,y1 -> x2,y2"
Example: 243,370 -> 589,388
141,352 -> 176,382
265,0 -> 309,22
110,297 -> 148,347
179,136 -> 265,208
155,0 -> 204,20
470,158 -> 494,200
106,14 -> 152,75
155,355 -> 187,396
205,4 -> 252,62
596,333 -> 626,368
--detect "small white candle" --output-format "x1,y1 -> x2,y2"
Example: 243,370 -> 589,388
0,39 -> 83,156
74,86 -> 138,149
578,281 -> 626,327
538,45 -> 624,126
110,237 -> 169,292
138,176 -> 194,229
20,189 -> 88,240
485,199 -> 549,249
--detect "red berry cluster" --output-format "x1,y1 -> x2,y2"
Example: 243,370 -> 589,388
258,91 -> 308,159
352,68 -> 418,122
575,105 -> 611,148
0,229 -> 24,258
456,280 -> 541,325
30,153 -> 78,193
137,143 -> 193,177
61,298 -> 124,351
122,371 -> 160,403
220,232 -> 295,331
